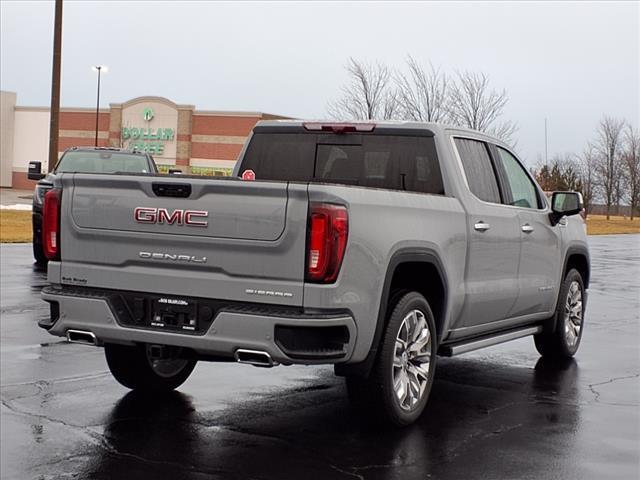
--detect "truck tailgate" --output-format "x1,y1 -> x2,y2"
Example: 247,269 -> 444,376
55,174 -> 308,306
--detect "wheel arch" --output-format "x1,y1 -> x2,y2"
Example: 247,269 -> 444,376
563,245 -> 590,289
335,248 -> 448,378
543,244 -> 590,335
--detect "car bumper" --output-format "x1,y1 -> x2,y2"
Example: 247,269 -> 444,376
40,286 -> 358,365
32,211 -> 42,243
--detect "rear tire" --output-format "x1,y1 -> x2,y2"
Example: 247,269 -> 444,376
534,268 -> 585,359
105,343 -> 196,392
346,291 -> 437,427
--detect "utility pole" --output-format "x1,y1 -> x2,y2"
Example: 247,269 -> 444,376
544,117 -> 548,165
47,0 -> 63,173
93,66 -> 104,146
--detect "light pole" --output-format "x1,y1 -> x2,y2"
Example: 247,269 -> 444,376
92,65 -> 108,146
47,0 -> 63,172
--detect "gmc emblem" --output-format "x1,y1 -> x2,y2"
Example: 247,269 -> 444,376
134,207 -> 209,227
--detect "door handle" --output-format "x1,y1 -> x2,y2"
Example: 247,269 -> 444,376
474,222 -> 490,232
521,224 -> 534,233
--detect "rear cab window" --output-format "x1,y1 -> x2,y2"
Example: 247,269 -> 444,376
240,131 -> 445,195
56,151 -> 151,174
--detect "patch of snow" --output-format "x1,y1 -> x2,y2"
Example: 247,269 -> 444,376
0,204 -> 32,211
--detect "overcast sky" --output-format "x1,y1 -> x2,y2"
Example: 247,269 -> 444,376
1,1 -> 638,164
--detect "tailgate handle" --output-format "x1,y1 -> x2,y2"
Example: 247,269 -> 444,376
152,182 -> 192,198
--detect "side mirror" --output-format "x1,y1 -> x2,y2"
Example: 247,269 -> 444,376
28,161 -> 45,181
549,191 -> 583,226
168,168 -> 182,175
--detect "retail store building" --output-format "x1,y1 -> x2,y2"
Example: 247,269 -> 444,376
0,91 -> 288,189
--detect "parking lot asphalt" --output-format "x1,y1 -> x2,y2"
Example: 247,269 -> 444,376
0,188 -> 32,207
1,236 -> 639,480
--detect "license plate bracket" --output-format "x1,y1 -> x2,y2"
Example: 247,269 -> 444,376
151,297 -> 199,332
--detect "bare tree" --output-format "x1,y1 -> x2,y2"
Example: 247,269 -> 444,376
578,145 -> 598,217
593,116 -> 626,219
447,70 -> 517,144
327,58 -> 398,120
613,165 -> 628,215
395,56 -> 449,122
622,124 -> 640,220
533,154 -> 578,191
533,148 -> 600,217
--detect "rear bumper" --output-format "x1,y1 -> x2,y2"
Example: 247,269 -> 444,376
40,286 -> 357,365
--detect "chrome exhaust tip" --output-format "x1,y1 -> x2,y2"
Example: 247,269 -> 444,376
66,329 -> 98,346
234,349 -> 276,368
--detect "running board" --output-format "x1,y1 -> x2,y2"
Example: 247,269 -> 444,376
438,325 -> 543,357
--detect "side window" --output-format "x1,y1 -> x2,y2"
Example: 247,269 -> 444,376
497,147 -> 540,209
454,138 -> 501,203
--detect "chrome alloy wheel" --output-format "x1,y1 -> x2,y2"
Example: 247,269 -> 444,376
392,309 -> 432,410
564,281 -> 583,348
145,345 -> 190,378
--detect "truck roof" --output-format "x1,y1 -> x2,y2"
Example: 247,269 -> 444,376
65,146 -> 149,156
253,120 -> 513,149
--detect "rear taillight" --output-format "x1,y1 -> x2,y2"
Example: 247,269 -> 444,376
43,188 -> 61,260
306,203 -> 348,283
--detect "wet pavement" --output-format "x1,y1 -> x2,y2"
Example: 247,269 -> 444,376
1,236 -> 639,480
0,188 -> 32,207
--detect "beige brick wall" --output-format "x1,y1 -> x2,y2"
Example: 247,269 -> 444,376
108,105 -> 122,147
176,107 -> 193,168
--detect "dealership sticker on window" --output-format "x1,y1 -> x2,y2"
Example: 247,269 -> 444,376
242,169 -> 256,181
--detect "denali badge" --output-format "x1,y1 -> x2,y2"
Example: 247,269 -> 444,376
139,251 -> 207,263
134,207 -> 208,227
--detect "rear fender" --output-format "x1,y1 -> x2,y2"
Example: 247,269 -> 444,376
335,248 -> 447,378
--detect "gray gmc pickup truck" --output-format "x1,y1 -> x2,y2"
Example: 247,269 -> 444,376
39,121 -> 589,426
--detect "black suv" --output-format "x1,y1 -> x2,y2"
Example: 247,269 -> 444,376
29,147 -> 158,264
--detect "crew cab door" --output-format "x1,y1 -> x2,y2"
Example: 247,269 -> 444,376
453,137 -> 521,328
493,146 -> 560,316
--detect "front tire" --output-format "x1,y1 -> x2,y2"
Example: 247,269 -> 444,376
105,343 -> 196,392
534,268 -> 585,359
33,239 -> 47,265
347,291 -> 437,427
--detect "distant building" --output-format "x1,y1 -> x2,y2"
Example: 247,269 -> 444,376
0,92 -> 288,189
